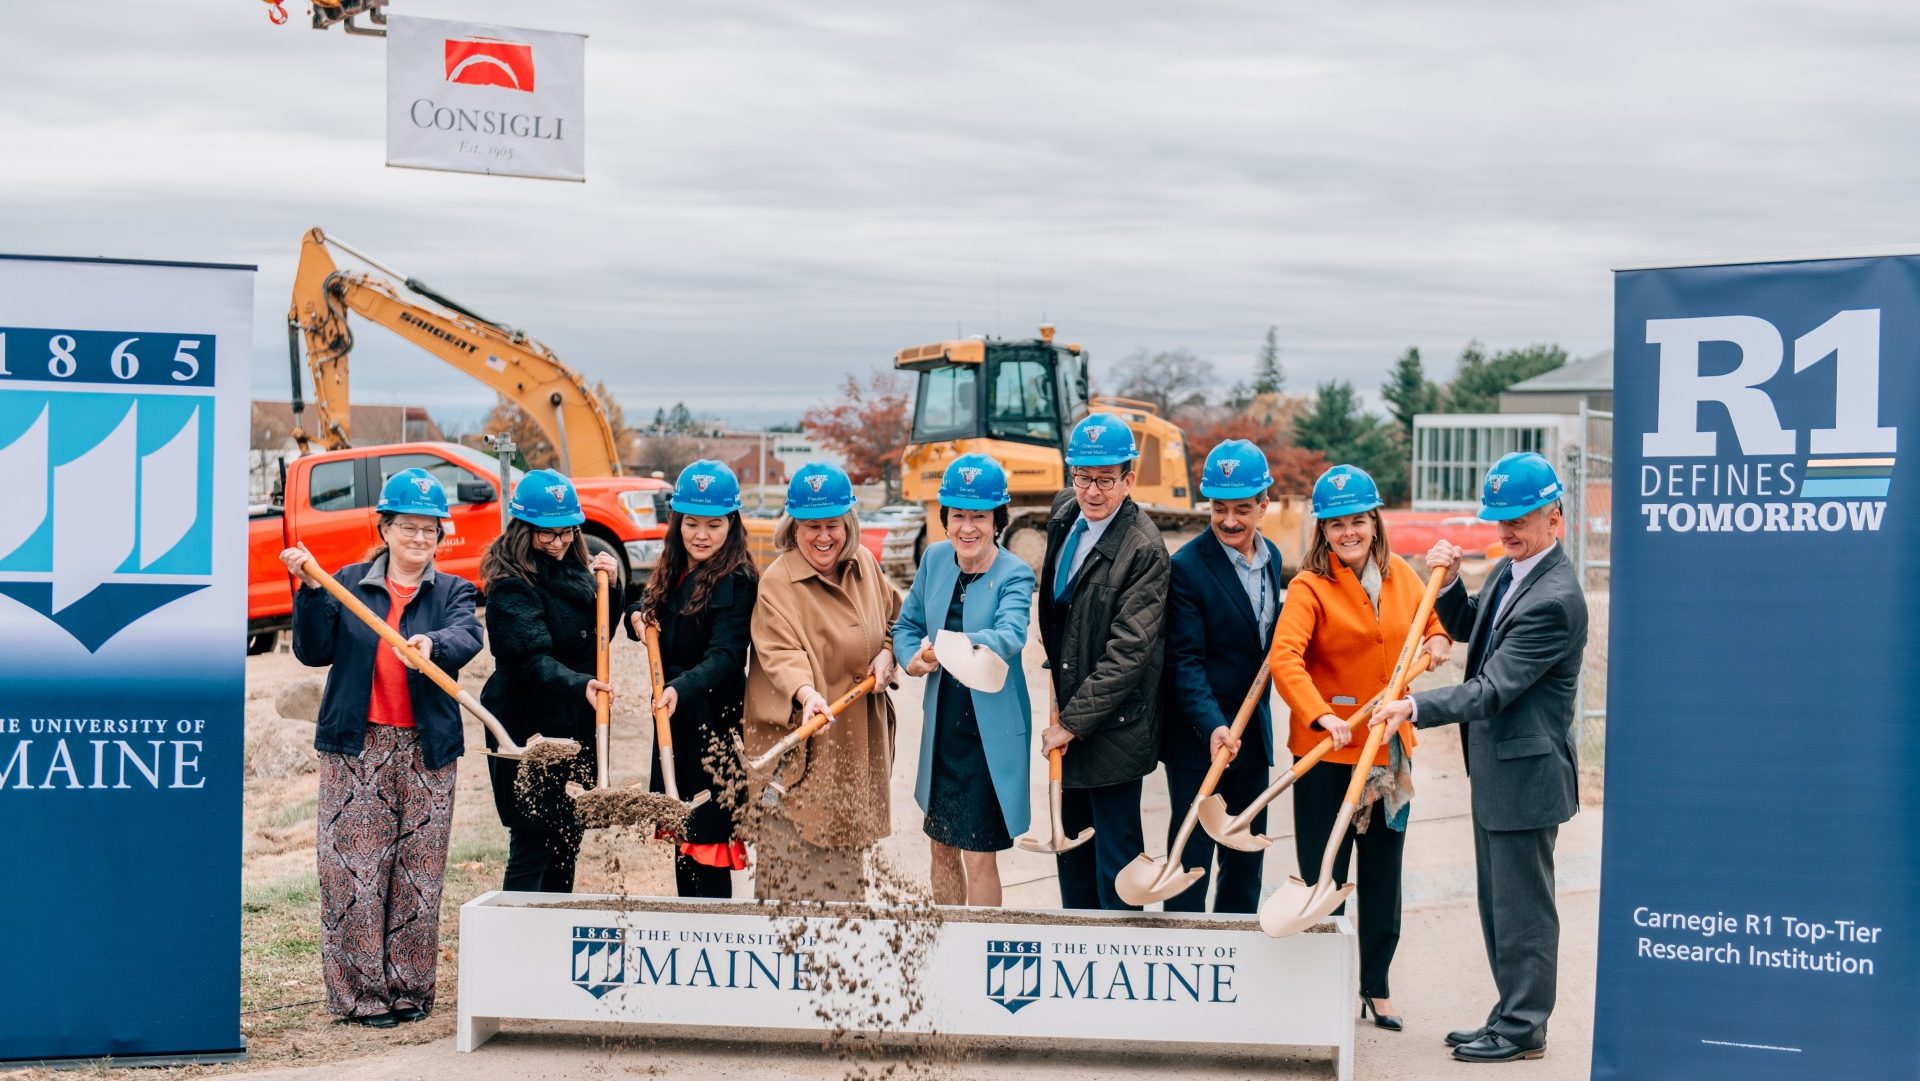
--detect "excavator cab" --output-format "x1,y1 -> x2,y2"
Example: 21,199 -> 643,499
896,325 -> 1195,566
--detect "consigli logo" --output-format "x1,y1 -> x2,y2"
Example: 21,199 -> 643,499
444,36 -> 535,92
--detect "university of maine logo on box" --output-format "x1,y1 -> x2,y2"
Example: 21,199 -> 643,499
0,327 -> 215,652
985,939 -> 1041,1015
571,925 -> 625,999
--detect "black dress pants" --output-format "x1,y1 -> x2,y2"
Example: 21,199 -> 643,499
1162,761 -> 1268,913
502,825 -> 580,893
1055,778 -> 1145,911
1291,762 -> 1405,997
675,852 -> 734,898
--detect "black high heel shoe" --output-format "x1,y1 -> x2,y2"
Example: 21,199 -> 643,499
1359,995 -> 1404,1031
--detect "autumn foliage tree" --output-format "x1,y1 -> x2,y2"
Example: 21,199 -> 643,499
1185,414 -> 1329,498
802,372 -> 912,502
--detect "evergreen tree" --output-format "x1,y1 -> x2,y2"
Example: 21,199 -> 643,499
1380,346 -> 1441,436
1253,326 -> 1285,395
1293,380 -> 1409,505
1444,342 -> 1566,414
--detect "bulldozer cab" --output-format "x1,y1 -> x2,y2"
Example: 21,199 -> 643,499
899,334 -> 1088,453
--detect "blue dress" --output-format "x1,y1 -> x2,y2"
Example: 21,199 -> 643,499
923,566 -> 1012,852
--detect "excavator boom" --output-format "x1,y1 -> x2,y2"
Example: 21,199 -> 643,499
286,226 -> 624,476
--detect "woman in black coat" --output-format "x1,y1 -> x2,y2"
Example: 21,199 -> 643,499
626,460 -> 759,898
479,469 -> 620,894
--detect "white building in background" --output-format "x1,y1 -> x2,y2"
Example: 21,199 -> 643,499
770,433 -> 843,477
1411,413 -> 1585,512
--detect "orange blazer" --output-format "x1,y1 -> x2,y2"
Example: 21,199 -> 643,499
1267,554 -> 1446,767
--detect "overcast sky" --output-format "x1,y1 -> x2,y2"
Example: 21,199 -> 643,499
5,1 -> 1916,427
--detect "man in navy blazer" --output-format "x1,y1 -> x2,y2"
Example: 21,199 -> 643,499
1159,441 -> 1285,913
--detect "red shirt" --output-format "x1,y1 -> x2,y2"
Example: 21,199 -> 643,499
367,579 -> 418,728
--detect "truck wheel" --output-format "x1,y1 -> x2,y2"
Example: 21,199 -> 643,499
247,631 -> 279,656
1003,519 -> 1049,572
585,534 -> 629,598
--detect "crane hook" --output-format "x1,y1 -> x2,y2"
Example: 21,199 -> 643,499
263,0 -> 289,25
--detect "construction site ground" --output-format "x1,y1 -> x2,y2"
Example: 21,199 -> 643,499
6,558 -> 1608,1081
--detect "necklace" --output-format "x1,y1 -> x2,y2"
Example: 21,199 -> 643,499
957,569 -> 985,600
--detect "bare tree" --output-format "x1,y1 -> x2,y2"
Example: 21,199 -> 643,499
1110,348 -> 1217,420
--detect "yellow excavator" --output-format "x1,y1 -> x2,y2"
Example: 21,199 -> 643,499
286,226 -> 623,477
895,324 -> 1311,571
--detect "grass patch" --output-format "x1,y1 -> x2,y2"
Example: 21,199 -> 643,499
240,871 -> 323,1014
268,798 -> 317,830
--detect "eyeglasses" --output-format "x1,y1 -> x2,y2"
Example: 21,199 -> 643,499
388,524 -> 440,539
1070,472 -> 1125,492
534,527 -> 579,545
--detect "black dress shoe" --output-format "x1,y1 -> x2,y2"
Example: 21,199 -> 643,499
1359,996 -> 1403,1031
1446,1026 -> 1489,1048
339,1011 -> 399,1029
391,1005 -> 429,1023
1453,1032 -> 1545,1062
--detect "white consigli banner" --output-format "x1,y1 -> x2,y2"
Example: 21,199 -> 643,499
386,14 -> 587,182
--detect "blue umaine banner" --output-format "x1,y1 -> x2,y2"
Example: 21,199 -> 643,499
1596,255 -> 1919,1080
0,255 -> 253,1062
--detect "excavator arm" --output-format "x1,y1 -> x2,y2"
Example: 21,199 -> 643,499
285,226 -> 624,476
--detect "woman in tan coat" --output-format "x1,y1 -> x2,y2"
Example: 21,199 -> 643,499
743,462 -> 901,902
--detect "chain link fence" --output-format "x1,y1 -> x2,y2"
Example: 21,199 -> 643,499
1563,405 -> 1612,780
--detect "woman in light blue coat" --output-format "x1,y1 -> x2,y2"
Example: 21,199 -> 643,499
895,454 -> 1034,907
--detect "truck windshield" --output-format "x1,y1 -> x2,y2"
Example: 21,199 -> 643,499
986,351 -> 1059,445
911,364 -> 980,442
443,443 -> 526,485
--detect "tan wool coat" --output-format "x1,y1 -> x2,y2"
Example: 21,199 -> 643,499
744,546 -> 903,849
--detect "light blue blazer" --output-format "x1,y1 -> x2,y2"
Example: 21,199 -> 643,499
892,541 -> 1034,839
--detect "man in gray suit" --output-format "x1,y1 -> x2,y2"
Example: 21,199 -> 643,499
1374,451 -> 1588,1064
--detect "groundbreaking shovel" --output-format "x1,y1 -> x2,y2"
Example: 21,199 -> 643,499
1199,652 -> 1434,853
641,619 -> 684,800
1014,678 -> 1093,855
737,674 -> 879,780
1258,566 -> 1445,938
1115,665 -> 1273,906
298,557 -> 576,762
932,630 -> 1008,692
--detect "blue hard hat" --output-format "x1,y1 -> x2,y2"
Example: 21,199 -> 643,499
938,453 -> 1011,510
377,467 -> 451,519
1311,464 -> 1383,519
509,468 -> 586,528
1480,452 -> 1563,522
1065,412 -> 1138,468
1200,439 -> 1273,501
672,459 -> 743,515
785,461 -> 857,520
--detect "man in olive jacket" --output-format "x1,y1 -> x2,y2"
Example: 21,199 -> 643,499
1037,413 -> 1171,911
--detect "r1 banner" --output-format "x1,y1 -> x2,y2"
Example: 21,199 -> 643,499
387,14 -> 587,182
1596,255 -> 1919,1080
0,255 -> 253,1063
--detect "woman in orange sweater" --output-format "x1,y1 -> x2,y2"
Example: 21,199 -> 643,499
1269,464 -> 1449,1032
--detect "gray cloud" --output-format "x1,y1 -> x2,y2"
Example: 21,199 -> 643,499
4,0 -> 1918,424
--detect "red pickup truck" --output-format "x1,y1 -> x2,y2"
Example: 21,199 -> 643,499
247,442 -> 671,653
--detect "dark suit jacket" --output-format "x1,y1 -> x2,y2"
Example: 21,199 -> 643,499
1413,544 -> 1588,832
1160,531 -> 1285,773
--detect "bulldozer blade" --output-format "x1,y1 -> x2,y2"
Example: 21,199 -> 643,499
1259,874 -> 1353,938
1195,793 -> 1273,852
1113,854 -> 1205,907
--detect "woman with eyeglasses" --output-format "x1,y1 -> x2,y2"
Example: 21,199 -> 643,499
281,468 -> 482,1027
479,468 -> 622,894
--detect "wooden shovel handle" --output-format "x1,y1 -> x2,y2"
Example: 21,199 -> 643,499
1288,652 -> 1434,780
300,557 -> 516,750
790,674 -> 878,742
594,571 -> 610,730
1341,567 -> 1446,807
642,619 -> 671,752
1198,666 -> 1273,798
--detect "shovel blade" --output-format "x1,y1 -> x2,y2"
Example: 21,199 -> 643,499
1196,794 -> 1272,852
1015,825 -> 1093,855
1259,874 -> 1352,938
1113,854 -> 1204,907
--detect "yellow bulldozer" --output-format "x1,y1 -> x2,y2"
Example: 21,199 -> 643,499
895,325 -> 1312,572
